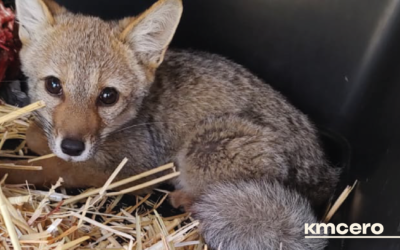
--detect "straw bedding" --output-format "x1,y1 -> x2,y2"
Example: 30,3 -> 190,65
0,101 -> 204,250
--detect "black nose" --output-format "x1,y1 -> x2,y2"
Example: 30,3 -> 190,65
61,138 -> 85,156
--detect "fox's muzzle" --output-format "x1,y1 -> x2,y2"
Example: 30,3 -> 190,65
52,101 -> 101,161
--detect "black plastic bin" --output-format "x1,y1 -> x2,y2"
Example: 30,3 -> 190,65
50,0 -> 400,249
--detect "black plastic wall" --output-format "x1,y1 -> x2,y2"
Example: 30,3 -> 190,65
55,0 -> 400,249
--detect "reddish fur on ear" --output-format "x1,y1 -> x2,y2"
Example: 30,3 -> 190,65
42,0 -> 67,18
38,0 -> 56,25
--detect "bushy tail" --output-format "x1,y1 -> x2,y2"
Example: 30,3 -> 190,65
191,180 -> 326,250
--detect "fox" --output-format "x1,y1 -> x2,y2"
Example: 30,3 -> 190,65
0,0 -> 340,249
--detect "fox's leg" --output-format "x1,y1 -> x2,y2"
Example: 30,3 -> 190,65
25,120 -> 52,155
169,189 -> 194,211
0,121 -> 110,188
0,157 -> 111,188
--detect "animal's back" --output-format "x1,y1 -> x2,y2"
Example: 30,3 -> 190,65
143,49 -> 339,207
146,50 -> 339,250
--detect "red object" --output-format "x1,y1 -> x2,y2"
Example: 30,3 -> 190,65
0,1 -> 17,84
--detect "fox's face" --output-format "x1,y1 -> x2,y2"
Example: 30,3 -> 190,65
16,0 -> 182,161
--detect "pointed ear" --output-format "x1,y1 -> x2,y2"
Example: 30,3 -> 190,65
16,0 -> 65,44
120,0 -> 183,69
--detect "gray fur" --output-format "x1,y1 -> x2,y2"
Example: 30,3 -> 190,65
192,180 -> 327,250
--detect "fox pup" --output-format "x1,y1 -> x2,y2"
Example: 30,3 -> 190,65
1,0 -> 340,249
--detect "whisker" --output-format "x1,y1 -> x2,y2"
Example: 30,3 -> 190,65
102,121 -> 187,138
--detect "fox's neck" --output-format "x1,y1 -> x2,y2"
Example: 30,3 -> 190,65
94,110 -> 181,177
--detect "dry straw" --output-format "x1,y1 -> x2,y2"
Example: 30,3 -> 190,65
0,101 -> 203,250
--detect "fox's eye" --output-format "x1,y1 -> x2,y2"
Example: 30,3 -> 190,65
98,87 -> 119,106
45,76 -> 62,96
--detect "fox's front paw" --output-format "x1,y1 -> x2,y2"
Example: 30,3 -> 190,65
169,189 -> 194,212
26,121 -> 52,156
